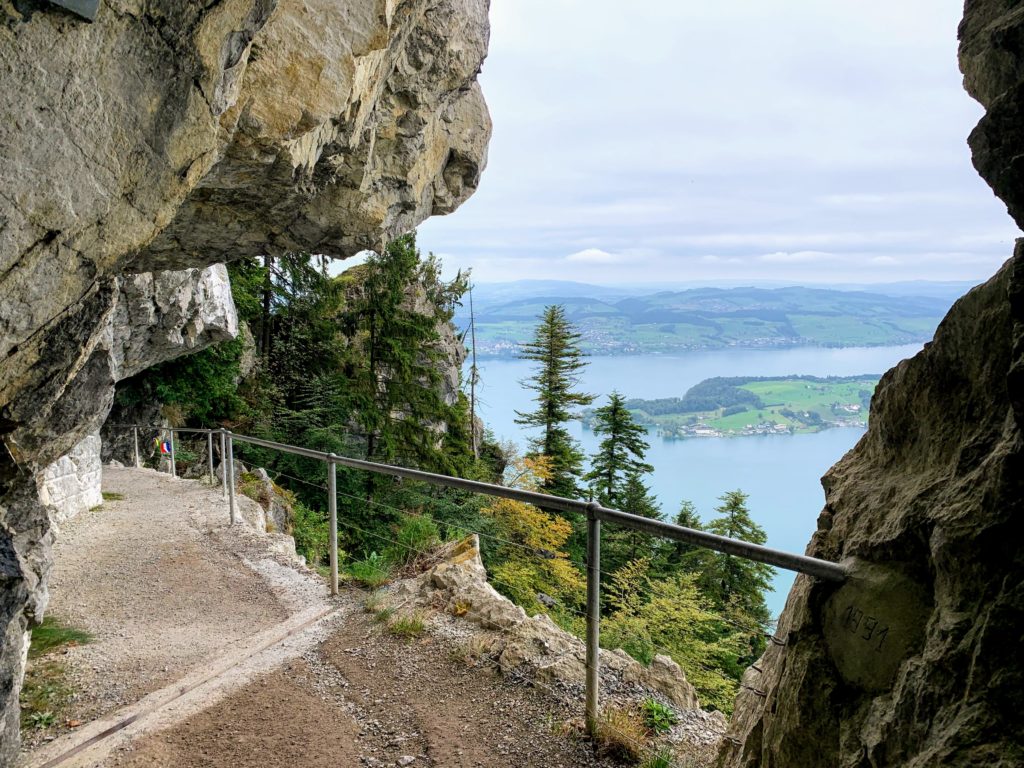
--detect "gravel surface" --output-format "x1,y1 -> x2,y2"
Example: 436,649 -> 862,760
22,468 -> 312,752
113,595 -> 623,768
20,467 -> 717,768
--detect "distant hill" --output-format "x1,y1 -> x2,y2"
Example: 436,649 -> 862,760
584,375 -> 880,438
456,283 -> 956,357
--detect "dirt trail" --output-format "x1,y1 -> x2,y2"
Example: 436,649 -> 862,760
111,597 -> 616,768
22,468 -> 625,768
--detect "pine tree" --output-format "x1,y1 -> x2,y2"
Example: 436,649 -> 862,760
342,233 -> 470,473
601,470 -> 662,576
661,500 -> 713,575
585,391 -> 654,507
514,305 -> 594,499
700,490 -> 774,630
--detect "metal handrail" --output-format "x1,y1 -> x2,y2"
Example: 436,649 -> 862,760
114,423 -> 846,732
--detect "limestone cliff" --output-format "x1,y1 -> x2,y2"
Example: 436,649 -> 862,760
0,0 -> 490,760
720,2 -> 1024,765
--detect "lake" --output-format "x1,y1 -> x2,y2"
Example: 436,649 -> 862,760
471,344 -> 922,618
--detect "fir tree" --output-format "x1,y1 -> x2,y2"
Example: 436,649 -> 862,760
661,500 -> 713,575
701,490 -> 775,630
514,305 -> 594,498
342,233 -> 470,473
585,391 -> 654,507
603,470 -> 662,577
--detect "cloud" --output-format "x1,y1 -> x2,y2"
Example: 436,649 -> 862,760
758,251 -> 839,263
565,248 -> 624,264
415,0 -> 1018,286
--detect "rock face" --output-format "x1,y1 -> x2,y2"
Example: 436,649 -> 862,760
387,536 -> 702,711
0,1 -> 490,759
39,434 -> 103,525
719,8 -> 1024,757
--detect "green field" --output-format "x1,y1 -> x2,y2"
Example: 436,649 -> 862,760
587,375 -> 880,438
458,285 -> 951,357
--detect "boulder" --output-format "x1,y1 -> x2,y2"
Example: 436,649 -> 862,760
385,535 -> 701,710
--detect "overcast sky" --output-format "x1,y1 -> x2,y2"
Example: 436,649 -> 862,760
415,0 -> 1020,286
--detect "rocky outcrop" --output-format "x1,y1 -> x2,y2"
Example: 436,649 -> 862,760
719,132 -> 1024,768
0,1 -> 490,757
385,536 -> 702,712
719,5 -> 1024,765
39,434 -> 103,525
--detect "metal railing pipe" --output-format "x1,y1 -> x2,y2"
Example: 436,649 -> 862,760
207,431 -> 214,485
219,429 -> 227,500
327,455 -> 339,597
227,433 -> 330,462
584,503 -> 601,735
133,427 -> 140,468
168,429 -> 176,477
226,431 -> 236,525
591,504 -> 847,583
224,432 -> 847,582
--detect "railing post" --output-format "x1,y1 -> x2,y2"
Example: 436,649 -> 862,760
585,501 -> 601,735
207,430 -> 214,485
226,431 -> 236,525
219,429 -> 227,499
327,454 -> 339,596
133,426 -> 140,468
168,428 -> 177,478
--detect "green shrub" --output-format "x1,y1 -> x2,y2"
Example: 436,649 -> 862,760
387,611 -> 426,639
640,698 -> 678,734
348,552 -> 392,587
292,501 -> 331,567
387,513 -> 440,564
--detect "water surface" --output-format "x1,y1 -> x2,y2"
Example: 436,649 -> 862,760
472,344 -> 920,617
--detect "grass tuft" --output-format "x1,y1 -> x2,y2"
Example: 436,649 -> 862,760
386,611 -> 426,639
348,552 -> 392,588
29,617 -> 92,659
593,705 -> 649,763
101,491 -> 124,502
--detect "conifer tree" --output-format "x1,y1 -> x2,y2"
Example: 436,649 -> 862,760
515,305 -> 594,498
700,490 -> 774,629
343,233 -> 469,473
602,470 -> 662,576
661,499 -> 713,575
585,391 -> 654,507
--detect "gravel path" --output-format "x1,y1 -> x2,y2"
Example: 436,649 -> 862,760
111,595 -> 620,768
22,467 -> 323,753
21,468 -> 635,768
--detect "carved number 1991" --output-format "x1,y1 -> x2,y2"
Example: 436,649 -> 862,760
842,604 -> 889,653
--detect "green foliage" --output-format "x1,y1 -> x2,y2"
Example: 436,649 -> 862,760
641,750 -> 675,768
601,559 -> 746,712
292,501 -> 331,568
640,699 -> 678,734
515,304 -> 594,499
701,491 -> 774,626
101,492 -> 124,502
341,233 -> 470,474
386,513 -> 441,564
19,659 -> 73,731
593,706 -> 648,762
483,457 -> 585,616
348,552 -> 392,587
386,611 -> 427,639
115,336 -> 246,423
585,391 -> 654,507
29,617 -> 93,659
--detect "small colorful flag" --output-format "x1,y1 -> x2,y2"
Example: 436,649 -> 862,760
160,440 -> 171,455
